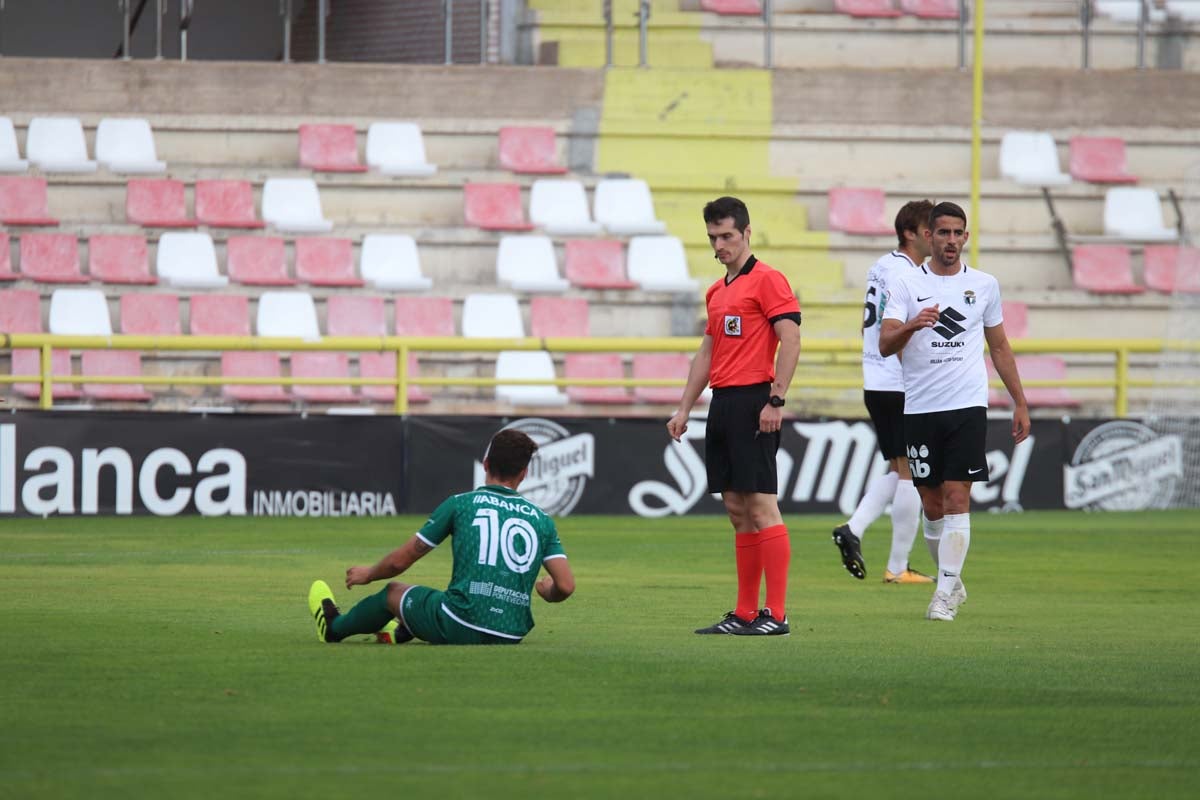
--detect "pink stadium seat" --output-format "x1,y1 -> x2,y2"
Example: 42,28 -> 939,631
192,293 -> 284,401
327,294 -> 387,338
899,0 -> 959,18
1001,300 -> 1029,339
530,296 -> 589,338
125,178 -> 193,227
291,352 -> 356,403
828,188 -> 893,235
1143,245 -> 1200,294
294,237 -> 363,286
464,182 -> 535,231
298,123 -> 367,173
19,233 -> 87,283
989,356 -> 1079,408
701,0 -> 763,14
219,351 -> 289,403
564,239 -> 636,289
88,235 -> 155,284
81,350 -> 152,401
1068,136 -> 1137,184
189,294 -> 250,336
0,176 -> 58,225
0,287 -> 80,399
120,293 -> 181,335
633,353 -> 694,404
565,353 -> 633,404
394,295 -> 456,337
0,233 -> 14,280
226,236 -> 295,286
1072,245 -> 1143,294
195,180 -> 264,229
328,295 -> 434,404
835,0 -> 901,17
497,126 -> 567,175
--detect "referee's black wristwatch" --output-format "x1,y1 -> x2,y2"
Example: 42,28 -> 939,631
768,395 -> 786,408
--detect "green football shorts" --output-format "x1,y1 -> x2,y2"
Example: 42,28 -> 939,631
399,586 -> 520,645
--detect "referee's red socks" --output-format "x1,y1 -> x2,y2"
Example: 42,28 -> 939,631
735,524 -> 790,622
735,532 -> 764,622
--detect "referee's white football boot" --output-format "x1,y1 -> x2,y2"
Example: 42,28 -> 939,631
948,579 -> 968,613
730,608 -> 790,636
832,524 -> 866,580
694,611 -> 752,635
925,590 -> 956,622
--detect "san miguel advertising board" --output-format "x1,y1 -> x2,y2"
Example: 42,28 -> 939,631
0,412 -> 1189,517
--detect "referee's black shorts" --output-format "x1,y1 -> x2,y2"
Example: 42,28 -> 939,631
705,382 -> 780,495
863,389 -> 906,460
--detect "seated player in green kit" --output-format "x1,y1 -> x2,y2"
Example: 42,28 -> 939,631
308,429 -> 575,645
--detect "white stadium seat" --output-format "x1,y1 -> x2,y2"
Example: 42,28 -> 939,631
48,288 -> 112,335
26,117 -> 97,173
155,232 -> 229,288
256,291 -> 321,339
496,235 -> 569,293
360,234 -> 433,291
261,177 -> 334,233
593,178 -> 667,235
95,118 -> 166,173
626,235 -> 700,292
495,350 -> 568,406
1103,187 -> 1178,241
366,122 -> 438,177
998,131 -> 1070,187
462,293 -> 524,339
529,179 -> 603,236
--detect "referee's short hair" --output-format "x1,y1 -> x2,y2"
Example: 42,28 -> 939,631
703,196 -> 750,232
929,201 -> 967,229
484,429 -> 539,480
894,199 -> 934,249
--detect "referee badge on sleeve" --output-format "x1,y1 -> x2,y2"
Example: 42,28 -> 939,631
724,315 -> 742,336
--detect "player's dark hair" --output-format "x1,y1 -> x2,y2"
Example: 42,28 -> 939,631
485,429 -> 539,481
895,199 -> 934,249
703,196 -> 750,232
929,201 -> 967,230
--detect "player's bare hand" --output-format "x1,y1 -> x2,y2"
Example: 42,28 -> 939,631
912,304 -> 941,329
759,404 -> 784,434
1012,404 -> 1031,445
666,411 -> 688,442
535,576 -> 555,601
345,565 -> 372,588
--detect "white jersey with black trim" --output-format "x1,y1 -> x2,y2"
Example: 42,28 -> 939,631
862,250 -> 921,392
882,262 -> 1004,414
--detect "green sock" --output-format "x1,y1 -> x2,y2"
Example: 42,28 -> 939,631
331,587 -> 393,639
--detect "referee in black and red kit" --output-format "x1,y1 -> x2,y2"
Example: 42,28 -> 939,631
667,196 -> 801,637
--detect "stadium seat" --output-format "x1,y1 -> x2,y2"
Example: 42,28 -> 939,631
564,239 -> 636,289
0,176 -> 58,225
0,117 -> 28,172
1143,245 -> 1200,294
1,287 -> 80,400
120,293 -> 181,335
256,291 -> 321,339
294,237 -> 363,287
497,126 -> 567,175
25,117 -> 96,173
1071,244 -> 1144,294
1001,300 -> 1029,339
899,0 -> 959,17
495,351 -> 568,407
95,118 -> 166,173
88,234 -> 156,284
529,179 -> 603,235
828,188 -> 894,235
126,178 -> 194,227
530,296 -> 589,337
360,234 -> 432,290
290,351 -> 356,403
701,0 -> 764,14
462,293 -> 524,339
633,353 -> 694,404
998,131 -> 1070,187
463,182 -> 534,231
835,0 -> 901,18
1094,1 -> 1167,22
990,356 -> 1079,408
564,353 -> 633,404
298,123 -> 367,173
327,295 -> 392,402
262,177 -> 333,233
366,122 -> 437,176
156,232 -> 229,288
220,351 -> 289,403
626,235 -> 700,292
1068,136 -> 1138,184
497,235 -> 570,293
594,178 -> 667,235
394,295 -> 456,337
0,233 -> 14,280
48,287 -> 111,335
19,233 -> 87,283
1103,187 -> 1177,240
195,179 -> 264,229
226,236 -> 295,286
189,294 -> 249,336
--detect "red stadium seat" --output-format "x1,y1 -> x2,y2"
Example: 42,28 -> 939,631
219,351 -> 289,403
81,350 -> 152,401
0,176 -> 58,225
298,123 -> 367,173
1,287 -> 80,399
294,237 -> 363,287
329,295 -> 438,404
530,296 -> 589,338
633,353 -> 694,404
899,0 -> 959,18
1071,245 -> 1144,294
565,353 -> 633,404
701,0 -> 763,14
0,233 -> 14,280
1068,136 -> 1138,184
1001,300 -> 1029,339
464,182 -> 534,231
189,294 -> 250,336
88,235 -> 155,284
1143,245 -> 1200,294
394,295 -> 456,337
126,178 -> 194,227
195,179 -> 264,229
291,352 -> 356,403
327,294 -> 387,338
497,126 -> 567,175
120,293 -> 181,335
835,0 -> 901,17
19,233 -> 87,283
564,239 -> 636,289
226,236 -> 295,286
989,356 -> 1079,408
828,188 -> 893,235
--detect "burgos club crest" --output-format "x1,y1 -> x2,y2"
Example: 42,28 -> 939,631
1063,420 -> 1182,510
963,289 -> 976,306
473,418 -> 594,516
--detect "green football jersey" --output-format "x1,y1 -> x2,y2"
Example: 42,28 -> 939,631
416,485 -> 566,640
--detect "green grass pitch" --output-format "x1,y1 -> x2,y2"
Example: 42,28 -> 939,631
2,510 -> 1198,799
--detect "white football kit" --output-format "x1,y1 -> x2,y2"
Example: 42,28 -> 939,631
862,251 -> 920,392
882,263 -> 1003,415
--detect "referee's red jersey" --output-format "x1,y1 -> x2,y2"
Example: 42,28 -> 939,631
704,256 -> 800,389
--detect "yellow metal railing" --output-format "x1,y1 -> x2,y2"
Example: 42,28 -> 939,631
0,334 -> 1192,417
